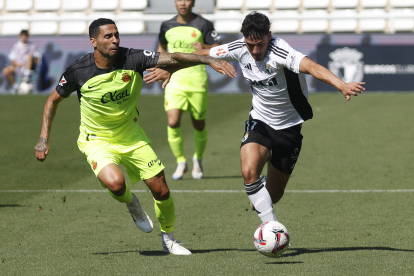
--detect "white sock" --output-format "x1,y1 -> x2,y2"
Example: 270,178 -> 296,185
162,231 -> 174,244
244,178 -> 277,223
126,193 -> 139,208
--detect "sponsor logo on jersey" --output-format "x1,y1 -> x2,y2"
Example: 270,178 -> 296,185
92,161 -> 97,170
122,72 -> 131,82
191,30 -> 197,37
328,47 -> 364,82
101,89 -> 131,104
170,40 -> 195,50
216,48 -> 227,56
148,158 -> 162,167
59,76 -> 67,86
246,77 -> 278,87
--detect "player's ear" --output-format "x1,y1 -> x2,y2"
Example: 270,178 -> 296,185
90,37 -> 97,48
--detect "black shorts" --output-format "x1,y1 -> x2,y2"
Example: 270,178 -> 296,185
240,117 -> 303,175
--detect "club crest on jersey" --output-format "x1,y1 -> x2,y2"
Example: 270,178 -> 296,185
59,76 -> 67,86
242,132 -> 249,143
92,161 -> 97,170
191,30 -> 196,37
266,63 -> 276,74
122,72 -> 131,82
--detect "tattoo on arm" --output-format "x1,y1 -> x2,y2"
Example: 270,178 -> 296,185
156,52 -> 223,67
38,95 -> 61,148
35,137 -> 48,152
44,104 -> 57,132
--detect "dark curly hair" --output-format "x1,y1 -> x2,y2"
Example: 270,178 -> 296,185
240,11 -> 271,39
89,18 -> 116,38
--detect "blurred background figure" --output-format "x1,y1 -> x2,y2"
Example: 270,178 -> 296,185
2,30 -> 41,94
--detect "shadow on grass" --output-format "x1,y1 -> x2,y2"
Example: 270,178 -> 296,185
92,248 -> 255,256
0,204 -> 24,208
265,261 -> 304,264
284,246 -> 414,257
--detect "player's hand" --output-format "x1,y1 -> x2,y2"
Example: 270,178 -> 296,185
209,59 -> 237,78
144,67 -> 171,89
191,42 -> 204,51
340,82 -> 365,101
34,137 -> 50,162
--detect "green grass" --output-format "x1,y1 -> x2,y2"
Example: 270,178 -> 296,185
0,93 -> 413,275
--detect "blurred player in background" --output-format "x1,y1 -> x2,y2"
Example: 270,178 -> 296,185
156,0 -> 221,180
34,18 -> 235,255
2,30 -> 40,94
147,12 -> 364,226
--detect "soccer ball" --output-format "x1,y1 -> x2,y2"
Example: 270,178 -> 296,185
18,82 -> 33,95
253,221 -> 290,257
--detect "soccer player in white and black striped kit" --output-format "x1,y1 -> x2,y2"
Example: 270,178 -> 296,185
147,12 -> 365,225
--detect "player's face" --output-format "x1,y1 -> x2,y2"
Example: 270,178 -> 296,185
91,24 -> 120,59
19,34 -> 28,44
245,32 -> 272,61
175,0 -> 194,16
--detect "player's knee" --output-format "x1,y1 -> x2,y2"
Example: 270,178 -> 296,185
168,119 -> 180,128
2,66 -> 10,75
193,121 -> 205,131
241,167 -> 260,184
104,176 -> 126,194
152,185 -> 170,201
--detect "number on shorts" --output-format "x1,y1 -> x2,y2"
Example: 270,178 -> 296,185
244,120 -> 257,132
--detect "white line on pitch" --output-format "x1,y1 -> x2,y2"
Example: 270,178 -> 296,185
0,189 -> 414,193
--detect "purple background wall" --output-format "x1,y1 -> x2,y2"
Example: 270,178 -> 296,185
1,33 -> 414,94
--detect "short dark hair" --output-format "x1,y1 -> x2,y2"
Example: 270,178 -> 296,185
240,12 -> 271,40
89,18 -> 116,38
20,30 -> 29,36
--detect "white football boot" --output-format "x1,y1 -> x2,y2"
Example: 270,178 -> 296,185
192,156 -> 203,179
172,161 -> 188,180
163,240 -> 192,255
127,194 -> 153,233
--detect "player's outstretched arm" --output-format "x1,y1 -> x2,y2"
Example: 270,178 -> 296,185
156,52 -> 236,78
34,90 -> 64,162
299,57 -> 365,101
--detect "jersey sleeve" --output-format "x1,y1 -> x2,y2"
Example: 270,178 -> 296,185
133,50 -> 160,72
209,40 -> 243,62
273,39 -> 306,74
203,20 -> 221,45
158,22 -> 168,45
55,69 -> 79,98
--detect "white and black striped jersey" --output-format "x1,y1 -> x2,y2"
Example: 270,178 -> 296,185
210,36 -> 313,130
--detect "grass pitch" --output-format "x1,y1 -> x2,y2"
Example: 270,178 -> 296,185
0,93 -> 413,275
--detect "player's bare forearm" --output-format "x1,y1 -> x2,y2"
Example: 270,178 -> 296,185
192,49 -> 211,56
157,52 -> 212,66
156,52 -> 236,77
35,90 -> 64,161
300,57 -> 365,101
192,42 -> 220,51
299,57 -> 340,87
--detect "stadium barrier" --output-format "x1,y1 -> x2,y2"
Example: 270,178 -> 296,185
317,45 -> 414,91
1,33 -> 414,94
